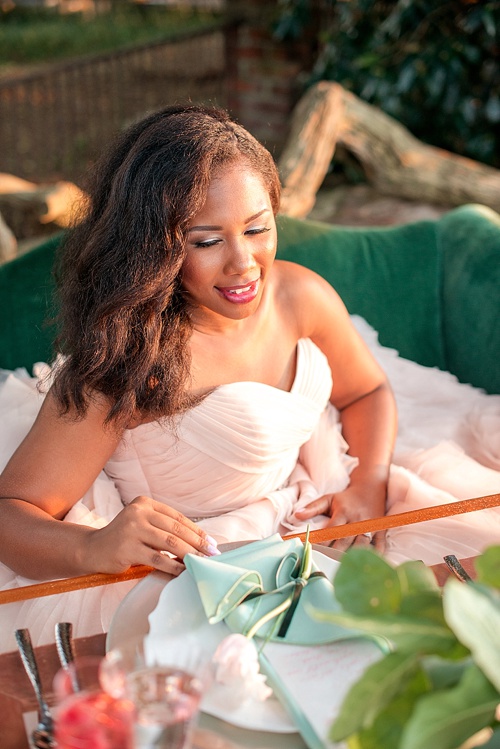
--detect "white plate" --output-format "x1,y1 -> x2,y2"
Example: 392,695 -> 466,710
107,547 -> 341,735
149,550 -> 339,733
107,569 -> 171,651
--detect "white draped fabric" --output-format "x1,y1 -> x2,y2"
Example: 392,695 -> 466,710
0,317 -> 499,652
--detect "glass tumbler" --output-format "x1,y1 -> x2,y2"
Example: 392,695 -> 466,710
53,655 -> 135,749
126,665 -> 203,749
100,636 -> 207,749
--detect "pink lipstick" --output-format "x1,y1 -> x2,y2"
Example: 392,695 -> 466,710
216,279 -> 260,304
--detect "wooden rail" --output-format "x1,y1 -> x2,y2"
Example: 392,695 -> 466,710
0,492 -> 498,605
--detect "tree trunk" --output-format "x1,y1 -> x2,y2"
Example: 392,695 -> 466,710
278,81 -> 500,219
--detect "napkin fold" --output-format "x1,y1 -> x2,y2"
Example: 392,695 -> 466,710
184,534 -> 358,645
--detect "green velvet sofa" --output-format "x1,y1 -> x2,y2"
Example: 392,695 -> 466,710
1,203 -> 499,394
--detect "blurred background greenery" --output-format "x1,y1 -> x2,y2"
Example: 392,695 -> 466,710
0,2 -> 221,73
1,0 -> 498,168
273,0 -> 500,169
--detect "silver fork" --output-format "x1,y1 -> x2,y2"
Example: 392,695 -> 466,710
15,628 -> 55,749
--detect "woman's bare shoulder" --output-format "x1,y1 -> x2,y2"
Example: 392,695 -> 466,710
272,259 -> 347,335
273,259 -> 341,296
273,258 -> 320,280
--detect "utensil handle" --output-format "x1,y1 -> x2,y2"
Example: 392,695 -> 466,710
443,554 -> 473,582
55,621 -> 80,692
15,628 -> 53,724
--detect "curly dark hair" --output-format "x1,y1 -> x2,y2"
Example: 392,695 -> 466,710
52,104 -> 281,428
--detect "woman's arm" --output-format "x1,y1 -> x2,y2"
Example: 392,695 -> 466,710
0,389 -> 215,580
280,262 -> 397,547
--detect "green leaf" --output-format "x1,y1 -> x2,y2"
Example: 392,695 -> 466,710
395,62 -> 418,95
443,580 -> 500,691
484,96 -> 500,122
482,9 -> 496,38
333,549 -> 401,616
355,52 -> 380,69
400,664 -> 499,749
400,591 -> 447,625
316,610 -> 458,654
422,655 -> 471,691
397,560 -> 440,595
475,546 -> 500,588
331,651 -> 423,740
349,669 -> 430,749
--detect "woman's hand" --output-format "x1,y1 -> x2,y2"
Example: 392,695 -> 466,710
86,496 -> 220,577
294,485 -> 386,552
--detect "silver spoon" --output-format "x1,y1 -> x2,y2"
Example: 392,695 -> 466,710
15,628 -> 55,749
55,621 -> 80,693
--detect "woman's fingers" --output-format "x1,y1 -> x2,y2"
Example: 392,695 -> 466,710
145,498 -> 208,538
373,529 -> 386,553
327,532 -> 373,552
294,496 -> 332,519
128,496 -> 219,558
296,492 -> 382,553
148,550 -> 186,577
324,500 -> 378,551
89,496 -> 220,575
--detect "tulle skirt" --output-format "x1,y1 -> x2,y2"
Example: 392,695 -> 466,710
0,317 -> 499,653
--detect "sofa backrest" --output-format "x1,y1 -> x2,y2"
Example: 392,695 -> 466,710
0,233 -> 60,371
276,206 -> 500,395
276,213 -> 446,371
0,206 -> 498,394
437,204 -> 500,395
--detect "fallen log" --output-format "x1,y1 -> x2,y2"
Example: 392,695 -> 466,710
278,81 -> 500,218
0,175 -> 86,239
0,211 -> 17,264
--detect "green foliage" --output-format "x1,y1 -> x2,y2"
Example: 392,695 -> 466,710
475,545 -> 500,587
400,665 -> 499,749
330,651 -> 427,739
320,549 -> 463,655
0,4 -> 220,69
443,580 -> 500,691
344,668 -> 432,749
274,0 -> 500,168
322,546 -> 500,749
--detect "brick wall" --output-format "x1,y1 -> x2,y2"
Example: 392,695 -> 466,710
225,3 -> 311,159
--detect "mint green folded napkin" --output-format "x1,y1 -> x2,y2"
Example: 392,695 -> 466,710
184,534 -> 359,645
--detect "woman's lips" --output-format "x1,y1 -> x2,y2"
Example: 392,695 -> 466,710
216,279 -> 260,304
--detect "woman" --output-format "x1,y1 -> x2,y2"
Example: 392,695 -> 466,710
2,106 -> 497,651
0,105 -> 395,588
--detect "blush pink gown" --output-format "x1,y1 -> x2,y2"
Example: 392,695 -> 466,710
0,319 -> 499,652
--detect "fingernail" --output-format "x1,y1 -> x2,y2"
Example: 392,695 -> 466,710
205,535 -> 219,548
206,544 -> 221,556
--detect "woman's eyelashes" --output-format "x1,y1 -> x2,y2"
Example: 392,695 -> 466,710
246,226 -> 271,236
193,238 -> 222,248
192,227 -> 271,249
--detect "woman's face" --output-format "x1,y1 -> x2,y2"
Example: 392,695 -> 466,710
181,160 -> 277,328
